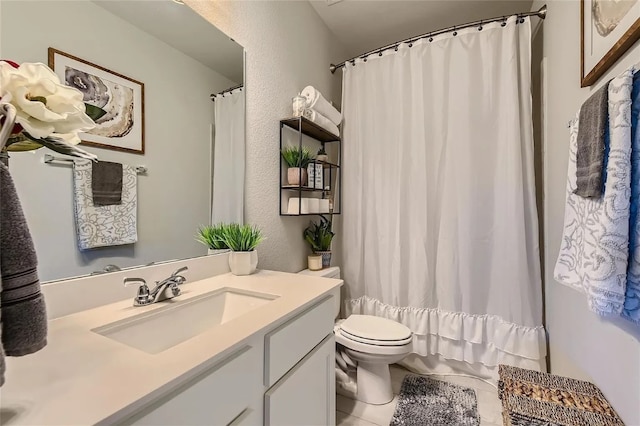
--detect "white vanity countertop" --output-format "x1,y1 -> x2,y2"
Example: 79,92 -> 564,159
0,270 -> 342,425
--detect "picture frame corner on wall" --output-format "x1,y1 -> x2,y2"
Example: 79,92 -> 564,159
580,0 -> 640,88
48,47 -> 145,154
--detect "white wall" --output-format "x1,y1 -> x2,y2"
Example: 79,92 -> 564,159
532,1 -> 640,423
185,0 -> 348,273
0,1 -> 237,281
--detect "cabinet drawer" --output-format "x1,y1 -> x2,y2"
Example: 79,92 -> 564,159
265,334 -> 335,426
125,344 -> 261,425
264,296 -> 334,387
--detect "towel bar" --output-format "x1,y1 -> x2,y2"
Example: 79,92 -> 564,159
43,153 -> 147,174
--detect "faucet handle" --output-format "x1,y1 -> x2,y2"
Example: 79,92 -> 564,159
124,277 -> 151,305
171,266 -> 188,277
124,277 -> 147,287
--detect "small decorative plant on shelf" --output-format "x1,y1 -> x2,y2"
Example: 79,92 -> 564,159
316,147 -> 328,162
196,224 -> 230,255
0,60 -> 103,165
303,216 -> 334,269
281,146 -> 313,186
220,223 -> 265,276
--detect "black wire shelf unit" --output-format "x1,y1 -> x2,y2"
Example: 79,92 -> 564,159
280,116 -> 341,216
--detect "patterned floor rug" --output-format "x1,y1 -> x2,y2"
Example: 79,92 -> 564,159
498,364 -> 625,426
390,375 -> 481,426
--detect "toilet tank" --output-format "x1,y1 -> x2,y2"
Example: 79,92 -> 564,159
298,267 -> 341,319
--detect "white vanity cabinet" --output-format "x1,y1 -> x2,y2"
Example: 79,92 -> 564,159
122,295 -> 335,426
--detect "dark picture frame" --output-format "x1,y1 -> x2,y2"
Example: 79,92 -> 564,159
48,48 -> 145,154
580,0 -> 640,87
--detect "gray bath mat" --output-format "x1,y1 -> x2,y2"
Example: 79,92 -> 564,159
390,375 -> 480,426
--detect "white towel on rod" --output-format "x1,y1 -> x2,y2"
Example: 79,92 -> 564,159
73,159 -> 138,250
301,85 -> 342,126
303,108 -> 340,137
554,68 -> 634,316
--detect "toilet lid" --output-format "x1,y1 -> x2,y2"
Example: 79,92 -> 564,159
340,315 -> 412,343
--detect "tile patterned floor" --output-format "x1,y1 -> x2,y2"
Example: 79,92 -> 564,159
336,365 -> 503,426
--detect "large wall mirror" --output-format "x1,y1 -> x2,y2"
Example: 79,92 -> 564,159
0,0 -> 245,281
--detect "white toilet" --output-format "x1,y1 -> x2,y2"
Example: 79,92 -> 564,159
299,267 -> 413,405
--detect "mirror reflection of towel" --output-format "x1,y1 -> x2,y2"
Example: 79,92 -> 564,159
73,159 -> 137,250
0,163 -> 48,387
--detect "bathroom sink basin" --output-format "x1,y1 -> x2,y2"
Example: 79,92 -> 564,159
92,287 -> 278,354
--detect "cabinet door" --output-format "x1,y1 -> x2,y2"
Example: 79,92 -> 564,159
123,343 -> 262,426
265,334 -> 335,426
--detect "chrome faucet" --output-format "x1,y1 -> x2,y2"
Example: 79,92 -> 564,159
124,266 -> 188,306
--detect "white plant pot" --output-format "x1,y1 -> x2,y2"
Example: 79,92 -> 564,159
208,248 -> 229,255
229,250 -> 258,276
308,255 -> 323,271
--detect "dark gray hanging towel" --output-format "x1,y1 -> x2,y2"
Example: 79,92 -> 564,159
0,163 -> 47,387
574,81 -> 610,198
92,160 -> 123,206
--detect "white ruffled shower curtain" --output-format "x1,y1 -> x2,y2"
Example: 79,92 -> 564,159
341,16 -> 546,376
211,88 -> 245,224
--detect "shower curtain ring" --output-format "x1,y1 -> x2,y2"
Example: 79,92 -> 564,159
453,26 -> 457,36
501,16 -> 507,27
478,20 -> 483,31
429,34 -> 433,42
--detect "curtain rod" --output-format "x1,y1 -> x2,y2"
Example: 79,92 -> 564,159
329,4 -> 547,73
210,83 -> 243,100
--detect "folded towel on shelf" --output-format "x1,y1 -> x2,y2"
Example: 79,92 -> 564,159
623,68 -> 640,324
301,85 -> 342,126
73,159 -> 137,250
92,160 -> 123,206
0,163 -> 48,387
554,68 -> 634,317
303,108 -> 340,137
574,82 -> 609,198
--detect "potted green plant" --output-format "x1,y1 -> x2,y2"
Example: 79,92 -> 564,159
303,217 -> 335,269
316,147 -> 328,162
282,146 -> 313,186
220,223 -> 265,275
196,224 -> 230,255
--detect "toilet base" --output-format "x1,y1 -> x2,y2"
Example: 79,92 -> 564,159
356,361 -> 394,405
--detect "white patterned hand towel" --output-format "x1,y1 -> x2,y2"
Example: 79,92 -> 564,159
554,69 -> 634,316
301,86 -> 342,126
303,108 -> 340,137
73,159 -> 137,250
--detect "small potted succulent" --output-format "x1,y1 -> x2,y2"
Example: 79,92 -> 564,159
303,217 -> 335,269
316,147 -> 328,162
196,224 -> 230,255
282,146 -> 313,186
220,223 -> 265,275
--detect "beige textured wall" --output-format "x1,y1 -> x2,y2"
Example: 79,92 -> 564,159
186,0 -> 347,273
531,1 -> 640,423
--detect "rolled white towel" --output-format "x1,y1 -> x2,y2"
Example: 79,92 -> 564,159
301,86 -> 342,126
303,108 -> 340,137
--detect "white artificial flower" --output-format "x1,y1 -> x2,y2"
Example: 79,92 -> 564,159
0,61 -> 95,144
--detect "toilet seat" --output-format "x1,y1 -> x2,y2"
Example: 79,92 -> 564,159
340,315 -> 412,342
335,330 -> 412,356
335,315 -> 413,356
339,329 -> 413,346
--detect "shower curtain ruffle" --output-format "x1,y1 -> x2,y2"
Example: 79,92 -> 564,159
346,296 -> 546,370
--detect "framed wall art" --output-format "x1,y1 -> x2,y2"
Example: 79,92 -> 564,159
581,0 -> 640,87
48,48 -> 145,154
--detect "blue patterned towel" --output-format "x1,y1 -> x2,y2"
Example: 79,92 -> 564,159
554,68 -> 634,316
623,68 -> 640,324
